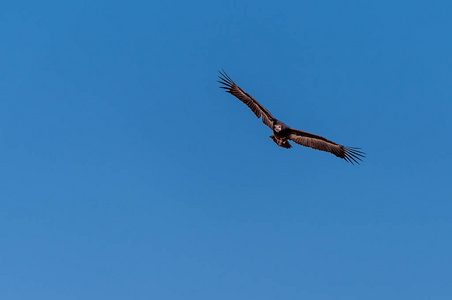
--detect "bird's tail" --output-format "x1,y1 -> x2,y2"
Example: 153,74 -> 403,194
270,135 -> 292,149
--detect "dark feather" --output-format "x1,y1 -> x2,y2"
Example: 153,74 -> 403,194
218,70 -> 275,129
288,129 -> 365,164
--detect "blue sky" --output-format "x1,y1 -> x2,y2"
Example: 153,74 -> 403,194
1,1 -> 451,299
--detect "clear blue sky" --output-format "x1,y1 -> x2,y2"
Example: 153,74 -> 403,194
1,1 -> 451,299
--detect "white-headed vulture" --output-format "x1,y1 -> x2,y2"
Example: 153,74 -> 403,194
218,70 -> 365,164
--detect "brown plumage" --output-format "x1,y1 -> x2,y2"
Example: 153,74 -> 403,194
218,70 -> 365,164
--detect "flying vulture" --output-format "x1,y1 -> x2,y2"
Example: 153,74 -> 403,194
218,70 -> 365,164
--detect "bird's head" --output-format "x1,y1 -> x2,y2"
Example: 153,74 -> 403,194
274,124 -> 282,132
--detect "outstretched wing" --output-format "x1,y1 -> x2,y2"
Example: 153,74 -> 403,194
288,128 -> 365,164
218,70 -> 276,129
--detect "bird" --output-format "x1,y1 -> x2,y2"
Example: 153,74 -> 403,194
218,70 -> 365,164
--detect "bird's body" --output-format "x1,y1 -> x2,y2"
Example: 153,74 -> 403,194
218,70 -> 365,164
270,120 -> 292,148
